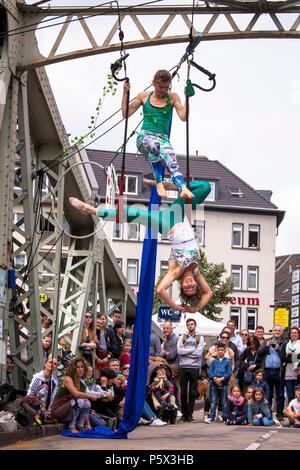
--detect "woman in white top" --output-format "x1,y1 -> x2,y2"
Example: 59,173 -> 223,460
280,327 -> 300,403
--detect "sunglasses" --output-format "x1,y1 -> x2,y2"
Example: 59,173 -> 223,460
85,315 -> 93,319
122,367 -> 130,370
220,336 -> 229,339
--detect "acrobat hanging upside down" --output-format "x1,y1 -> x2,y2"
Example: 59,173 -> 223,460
69,178 -> 213,314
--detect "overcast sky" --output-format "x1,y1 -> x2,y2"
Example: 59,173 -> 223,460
27,0 -> 300,257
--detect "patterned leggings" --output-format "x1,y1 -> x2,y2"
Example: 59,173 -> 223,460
69,398 -> 91,429
137,130 -> 186,190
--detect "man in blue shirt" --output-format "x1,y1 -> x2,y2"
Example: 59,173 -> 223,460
257,324 -> 287,421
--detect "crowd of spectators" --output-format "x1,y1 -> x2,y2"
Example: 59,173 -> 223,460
2,308 -> 300,433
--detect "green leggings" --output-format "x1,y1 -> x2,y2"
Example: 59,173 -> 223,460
97,181 -> 211,237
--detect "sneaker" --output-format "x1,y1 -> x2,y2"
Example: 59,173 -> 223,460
293,420 -> 300,428
216,415 -> 223,423
282,420 -> 292,428
138,418 -> 150,425
204,416 -> 213,424
150,418 -> 167,426
176,411 -> 183,418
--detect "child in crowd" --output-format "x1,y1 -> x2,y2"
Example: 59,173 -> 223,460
83,366 -> 107,427
121,365 -> 130,387
248,387 -> 275,426
205,343 -> 232,424
223,385 -> 248,425
244,385 -> 256,405
283,384 -> 300,428
150,367 -> 176,409
120,339 -> 132,369
251,369 -> 270,401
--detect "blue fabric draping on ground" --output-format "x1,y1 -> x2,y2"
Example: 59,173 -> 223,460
61,182 -> 162,439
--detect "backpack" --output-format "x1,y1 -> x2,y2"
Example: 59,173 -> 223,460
0,384 -> 17,407
182,334 -> 201,346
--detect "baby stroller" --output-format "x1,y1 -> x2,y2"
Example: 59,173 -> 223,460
147,361 -> 178,425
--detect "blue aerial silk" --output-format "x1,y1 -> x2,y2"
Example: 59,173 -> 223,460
62,174 -> 163,439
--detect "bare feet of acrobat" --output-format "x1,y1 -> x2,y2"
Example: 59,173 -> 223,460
179,186 -> 194,199
69,197 -> 97,215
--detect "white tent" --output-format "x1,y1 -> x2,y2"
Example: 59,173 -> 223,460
152,311 -> 227,337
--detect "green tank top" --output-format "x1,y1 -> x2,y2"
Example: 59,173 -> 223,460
141,92 -> 173,136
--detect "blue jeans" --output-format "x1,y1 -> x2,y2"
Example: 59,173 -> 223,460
265,369 -> 284,417
253,417 -> 275,426
143,401 -> 156,420
209,383 -> 227,421
285,379 -> 297,404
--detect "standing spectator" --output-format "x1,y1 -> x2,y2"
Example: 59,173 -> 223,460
280,327 -> 300,403
237,335 -> 260,393
240,329 -> 250,355
223,385 -> 248,425
248,387 -> 275,427
206,331 -> 235,371
227,320 -> 243,354
108,309 -> 123,334
220,327 -> 239,365
79,311 -> 99,366
161,321 -> 179,365
255,326 -> 265,345
114,320 -> 126,359
50,358 -> 97,432
205,343 -> 232,424
120,339 -> 132,369
41,310 -> 53,334
257,324 -> 287,421
42,334 -> 52,360
149,330 -> 162,358
177,318 -> 205,422
283,384 -> 300,428
95,313 -> 118,379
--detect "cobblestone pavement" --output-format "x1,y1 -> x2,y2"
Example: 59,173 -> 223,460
1,410 -> 300,452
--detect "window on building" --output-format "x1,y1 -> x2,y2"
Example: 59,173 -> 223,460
192,178 -> 216,201
232,223 -> 243,248
160,261 -> 168,276
113,222 -> 123,240
193,220 -> 205,246
231,265 -> 242,290
117,175 -> 138,195
40,215 -> 55,232
247,308 -> 257,332
230,307 -> 241,331
248,225 -> 260,249
248,266 -> 258,291
127,259 -> 139,285
228,187 -> 244,198
128,223 -> 139,241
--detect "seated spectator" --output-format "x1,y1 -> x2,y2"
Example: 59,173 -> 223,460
6,354 -> 14,387
150,366 -> 176,410
223,385 -> 247,425
50,358 -> 97,433
78,311 -> 99,366
95,313 -> 119,379
42,335 -> 52,360
140,401 -> 167,426
248,387 -> 275,427
92,368 -> 119,426
120,339 -> 132,369
108,358 -> 121,376
114,320 -> 126,359
283,384 -> 300,428
83,365 -> 107,427
244,385 -> 256,405
121,364 -> 130,385
150,330 -> 162,358
205,343 -> 232,424
110,373 -> 126,421
252,369 -> 270,401
24,357 -> 58,424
